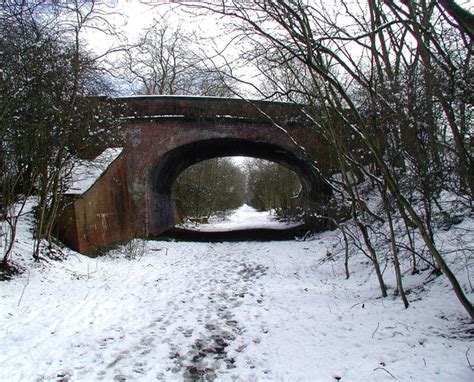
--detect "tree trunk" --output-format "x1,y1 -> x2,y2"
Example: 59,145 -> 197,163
380,183 -> 409,308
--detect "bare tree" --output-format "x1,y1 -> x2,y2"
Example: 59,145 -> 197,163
0,1 -> 121,268
187,0 -> 473,317
246,159 -> 301,217
116,14 -> 235,96
173,158 -> 246,219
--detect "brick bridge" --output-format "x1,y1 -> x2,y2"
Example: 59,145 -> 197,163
56,96 -> 338,254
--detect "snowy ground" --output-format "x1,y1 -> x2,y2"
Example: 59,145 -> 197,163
1,206 -> 473,381
178,204 -> 302,232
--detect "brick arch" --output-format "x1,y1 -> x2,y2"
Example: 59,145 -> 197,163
57,96 -> 341,253
147,138 -> 332,234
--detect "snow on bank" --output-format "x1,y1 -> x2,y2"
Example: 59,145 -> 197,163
179,204 -> 302,231
65,148 -> 123,195
0,206 -> 473,381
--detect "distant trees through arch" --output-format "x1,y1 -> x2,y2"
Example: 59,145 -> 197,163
172,157 -> 302,220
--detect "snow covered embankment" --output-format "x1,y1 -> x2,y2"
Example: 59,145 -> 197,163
0,205 -> 473,381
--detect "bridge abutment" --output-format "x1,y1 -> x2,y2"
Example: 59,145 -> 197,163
56,96 -> 336,254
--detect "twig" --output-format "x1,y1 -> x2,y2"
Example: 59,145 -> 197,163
350,301 -> 367,309
18,269 -> 30,307
462,252 -> 473,292
34,254 -> 51,263
69,252 -> 83,262
372,322 -> 380,338
466,347 -> 474,370
373,367 -> 396,379
326,302 -> 333,314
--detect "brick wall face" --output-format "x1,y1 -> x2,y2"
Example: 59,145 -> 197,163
58,97 -> 340,254
123,118 -> 334,237
57,154 -> 134,254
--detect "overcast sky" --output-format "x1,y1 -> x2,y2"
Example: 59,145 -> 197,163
86,1 -> 232,59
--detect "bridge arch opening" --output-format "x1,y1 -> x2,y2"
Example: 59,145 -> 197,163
148,138 -> 331,236
172,156 -> 302,227
172,156 -> 247,221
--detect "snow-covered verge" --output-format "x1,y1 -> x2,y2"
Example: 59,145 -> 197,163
0,205 -> 473,381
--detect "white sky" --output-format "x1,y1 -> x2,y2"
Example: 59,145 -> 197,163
85,1 -> 236,64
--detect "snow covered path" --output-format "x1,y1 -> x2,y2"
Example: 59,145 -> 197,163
1,234 -> 472,381
179,204 -> 302,232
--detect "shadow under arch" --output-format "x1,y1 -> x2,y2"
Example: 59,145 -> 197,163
147,138 -> 332,235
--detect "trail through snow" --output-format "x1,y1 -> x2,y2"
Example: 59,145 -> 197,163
179,204 -> 301,232
0,207 -> 472,381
